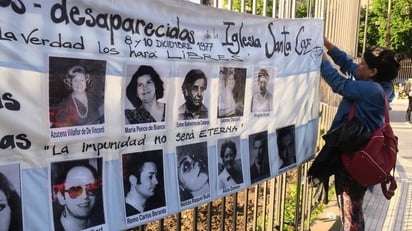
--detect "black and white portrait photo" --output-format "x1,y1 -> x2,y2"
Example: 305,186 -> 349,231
251,68 -> 274,114
49,57 -> 105,129
122,150 -> 166,220
217,137 -> 244,192
125,64 -> 167,125
276,125 -> 297,170
249,131 -> 271,184
0,163 -> 22,231
176,142 -> 210,206
177,66 -> 210,121
218,66 -> 246,118
50,158 -> 105,231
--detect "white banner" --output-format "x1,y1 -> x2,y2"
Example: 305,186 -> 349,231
0,0 -> 323,230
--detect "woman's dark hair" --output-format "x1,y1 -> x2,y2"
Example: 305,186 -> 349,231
0,172 -> 22,231
258,68 -> 269,79
63,65 -> 92,90
220,140 -> 237,160
363,46 -> 402,82
181,69 -> 207,91
177,142 -> 208,200
126,65 -> 164,108
122,151 -> 165,210
222,68 -> 235,88
177,143 -> 208,176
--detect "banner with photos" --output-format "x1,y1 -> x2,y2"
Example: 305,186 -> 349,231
0,0 -> 323,230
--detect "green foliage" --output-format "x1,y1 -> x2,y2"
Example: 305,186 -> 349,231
222,0 -> 274,16
296,1 -> 308,18
272,182 -> 334,231
284,184 -> 336,230
222,0 -> 307,18
359,0 -> 412,57
284,186 -> 296,224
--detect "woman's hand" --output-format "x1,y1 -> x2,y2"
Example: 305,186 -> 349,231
324,37 -> 334,51
322,52 -> 329,62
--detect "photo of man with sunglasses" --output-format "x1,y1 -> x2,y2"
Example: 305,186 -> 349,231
51,158 -> 105,231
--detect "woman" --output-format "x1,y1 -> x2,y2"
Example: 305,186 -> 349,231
125,65 -> 165,124
177,143 -> 209,201
218,139 -> 243,189
0,172 -> 22,231
321,38 -> 401,230
251,68 -> 273,113
218,68 -> 237,117
54,65 -> 102,128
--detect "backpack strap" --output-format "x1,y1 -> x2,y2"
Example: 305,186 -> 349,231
381,91 -> 397,200
348,91 -> 389,122
383,92 -> 390,123
348,102 -> 356,120
381,174 -> 397,200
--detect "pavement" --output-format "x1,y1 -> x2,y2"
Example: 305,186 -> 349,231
310,98 -> 412,231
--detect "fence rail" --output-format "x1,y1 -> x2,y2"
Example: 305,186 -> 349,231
396,58 -> 412,83
129,0 -> 359,230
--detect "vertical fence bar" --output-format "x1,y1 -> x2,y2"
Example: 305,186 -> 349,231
294,166 -> 302,230
159,218 -> 164,230
272,0 -> 277,18
252,0 -> 257,15
279,174 -> 287,231
232,192 -> 238,229
220,197 -> 225,230
243,188 -> 249,230
177,212 -> 181,231
262,181 -> 268,231
291,0 -> 296,18
207,202 -> 212,230
301,163 -> 310,230
240,0 -> 245,13
263,0 -> 268,16
268,178 -> 276,230
228,0 -> 233,10
192,208 -> 198,231
274,177 -> 279,229
278,0 -> 284,18
253,184 -> 259,231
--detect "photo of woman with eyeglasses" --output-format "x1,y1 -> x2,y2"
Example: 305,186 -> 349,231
51,158 -> 105,231
176,142 -> 210,203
